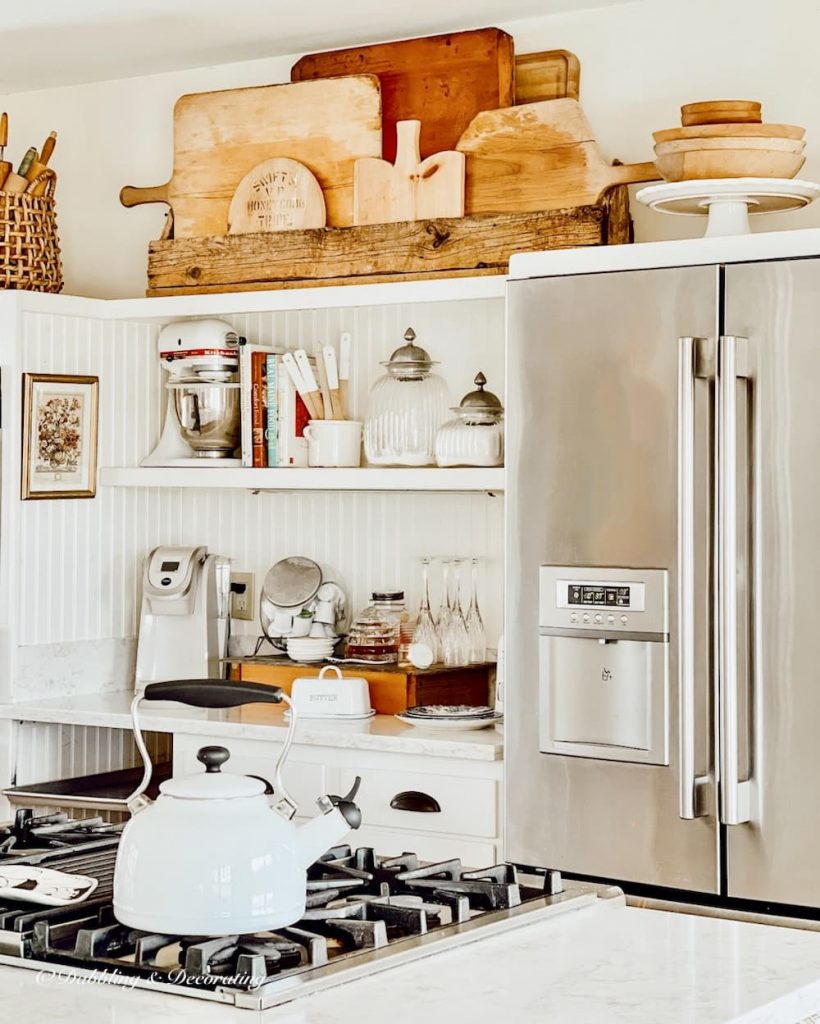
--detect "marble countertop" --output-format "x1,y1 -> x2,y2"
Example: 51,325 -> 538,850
0,691 -> 503,761
3,899 -> 820,1023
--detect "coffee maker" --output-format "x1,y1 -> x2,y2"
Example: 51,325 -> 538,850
143,319 -> 243,466
135,546 -> 232,693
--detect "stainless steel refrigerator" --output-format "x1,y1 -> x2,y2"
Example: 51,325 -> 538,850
506,256 -> 820,909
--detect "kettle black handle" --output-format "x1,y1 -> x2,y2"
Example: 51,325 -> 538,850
143,680 -> 285,708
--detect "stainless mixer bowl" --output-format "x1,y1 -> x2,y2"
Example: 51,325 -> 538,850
169,381 -> 241,457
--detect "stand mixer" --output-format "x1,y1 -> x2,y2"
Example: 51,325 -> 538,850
143,319 -> 243,466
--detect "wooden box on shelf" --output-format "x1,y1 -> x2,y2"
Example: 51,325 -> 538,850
145,188 -> 631,296
229,657 -> 493,715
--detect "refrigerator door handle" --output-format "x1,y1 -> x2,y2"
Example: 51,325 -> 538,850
718,334 -> 753,826
678,336 -> 712,820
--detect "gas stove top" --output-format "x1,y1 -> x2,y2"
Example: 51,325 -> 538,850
0,811 -> 606,1011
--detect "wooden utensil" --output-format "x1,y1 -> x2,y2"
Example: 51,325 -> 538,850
282,352 -> 321,420
294,349 -> 324,419
0,113 -> 9,190
291,28 -> 514,163
456,98 -> 658,215
322,347 -> 344,419
120,76 -> 381,235
655,148 -> 805,182
653,122 -> 805,144
314,351 -> 333,421
655,137 -> 804,156
354,120 -> 465,225
681,100 -> 762,127
338,332 -> 351,418
40,131 -> 57,166
26,131 -> 58,196
515,50 -> 580,104
227,158 -> 326,234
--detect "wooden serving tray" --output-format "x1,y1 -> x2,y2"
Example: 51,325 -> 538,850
146,189 -> 631,295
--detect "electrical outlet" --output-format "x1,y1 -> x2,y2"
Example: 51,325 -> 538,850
230,572 -> 255,621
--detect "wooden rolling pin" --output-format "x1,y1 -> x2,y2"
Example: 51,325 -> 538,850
0,113 -> 9,190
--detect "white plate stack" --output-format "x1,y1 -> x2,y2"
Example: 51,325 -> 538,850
286,637 -> 336,663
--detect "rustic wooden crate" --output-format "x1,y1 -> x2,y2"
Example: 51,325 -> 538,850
230,658 -> 493,715
146,186 -> 631,296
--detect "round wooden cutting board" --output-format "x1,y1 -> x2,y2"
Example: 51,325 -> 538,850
227,157 -> 327,234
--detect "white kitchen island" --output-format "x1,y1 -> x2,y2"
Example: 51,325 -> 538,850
3,898 -> 820,1023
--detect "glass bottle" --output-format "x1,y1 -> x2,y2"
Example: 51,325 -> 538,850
364,328 -> 451,466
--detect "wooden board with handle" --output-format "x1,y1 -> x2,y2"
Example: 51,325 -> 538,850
291,28 -> 513,163
354,120 -> 464,225
515,50 -> 580,104
456,98 -> 658,215
120,76 -> 381,237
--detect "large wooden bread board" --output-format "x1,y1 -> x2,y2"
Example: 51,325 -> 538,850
291,28 -> 514,162
120,76 -> 382,236
456,98 -> 658,215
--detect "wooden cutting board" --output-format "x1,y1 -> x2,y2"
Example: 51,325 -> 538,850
515,50 -> 580,104
227,158 -> 326,234
354,120 -> 465,225
456,98 -> 659,215
120,76 -> 381,236
290,28 -> 514,163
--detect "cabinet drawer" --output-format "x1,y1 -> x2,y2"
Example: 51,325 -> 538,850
353,825 -> 500,868
339,768 -> 497,838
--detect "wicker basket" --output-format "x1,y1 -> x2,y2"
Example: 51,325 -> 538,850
0,172 -> 62,293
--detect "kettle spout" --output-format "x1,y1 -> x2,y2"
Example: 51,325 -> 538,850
295,777 -> 362,869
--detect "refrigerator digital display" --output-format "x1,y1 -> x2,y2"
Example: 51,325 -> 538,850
568,584 -> 631,607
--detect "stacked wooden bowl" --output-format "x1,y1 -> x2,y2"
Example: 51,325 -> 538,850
653,101 -> 806,181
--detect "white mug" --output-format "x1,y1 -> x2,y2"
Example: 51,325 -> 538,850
303,420 -> 362,468
291,614 -> 313,637
314,599 -> 336,624
271,610 -> 293,634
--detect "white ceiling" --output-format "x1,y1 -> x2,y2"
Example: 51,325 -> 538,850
0,0 -> 628,93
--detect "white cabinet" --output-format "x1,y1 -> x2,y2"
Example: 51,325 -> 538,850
173,734 -> 502,866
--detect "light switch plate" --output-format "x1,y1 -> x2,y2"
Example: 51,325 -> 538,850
231,572 -> 255,621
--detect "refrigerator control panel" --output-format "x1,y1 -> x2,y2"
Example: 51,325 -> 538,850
540,565 -> 668,637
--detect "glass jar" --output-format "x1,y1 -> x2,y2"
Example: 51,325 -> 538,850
346,592 -> 408,663
435,372 -> 504,467
364,328 -> 451,466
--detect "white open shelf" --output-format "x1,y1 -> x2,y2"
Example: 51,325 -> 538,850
99,466 -> 505,493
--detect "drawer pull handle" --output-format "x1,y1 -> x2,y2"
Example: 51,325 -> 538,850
390,790 -> 441,813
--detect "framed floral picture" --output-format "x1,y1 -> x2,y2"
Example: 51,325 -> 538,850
21,373 -> 99,500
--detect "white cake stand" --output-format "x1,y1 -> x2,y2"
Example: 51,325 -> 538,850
636,178 -> 820,236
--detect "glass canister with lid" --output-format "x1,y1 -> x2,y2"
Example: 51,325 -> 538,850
435,372 -> 504,467
346,592 -> 410,663
364,328 -> 451,466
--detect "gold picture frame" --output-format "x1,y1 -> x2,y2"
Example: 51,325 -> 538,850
21,373 -> 99,500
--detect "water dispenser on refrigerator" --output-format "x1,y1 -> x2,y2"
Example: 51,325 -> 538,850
538,566 -> 670,765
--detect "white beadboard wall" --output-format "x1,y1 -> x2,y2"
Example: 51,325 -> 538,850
13,294 -> 505,669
